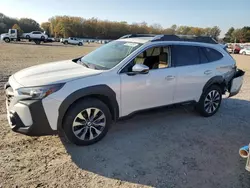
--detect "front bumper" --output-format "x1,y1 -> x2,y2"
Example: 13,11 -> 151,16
228,69 -> 245,97
5,88 -> 57,136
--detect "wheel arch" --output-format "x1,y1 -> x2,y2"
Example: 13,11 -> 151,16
202,76 -> 226,94
3,37 -> 10,42
57,85 -> 119,130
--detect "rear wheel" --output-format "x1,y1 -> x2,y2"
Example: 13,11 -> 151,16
63,98 -> 112,145
64,41 -> 68,45
4,38 -> 10,43
196,85 -> 222,117
26,35 -> 30,39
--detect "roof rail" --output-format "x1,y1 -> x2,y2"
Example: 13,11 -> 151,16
119,34 -> 157,39
119,34 -> 217,44
151,35 -> 217,44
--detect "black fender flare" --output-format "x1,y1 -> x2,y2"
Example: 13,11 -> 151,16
202,76 -> 225,93
57,85 -> 119,129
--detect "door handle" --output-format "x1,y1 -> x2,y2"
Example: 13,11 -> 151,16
165,75 -> 175,80
204,70 -> 212,75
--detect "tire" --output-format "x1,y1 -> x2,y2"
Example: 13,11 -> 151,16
4,38 -> 10,43
26,35 -> 30,39
78,42 -> 83,46
242,51 -> 246,55
64,41 -> 68,45
34,40 -> 41,45
62,98 -> 112,146
196,85 -> 222,117
41,36 -> 45,40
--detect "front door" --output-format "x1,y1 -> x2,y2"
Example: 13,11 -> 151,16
119,46 -> 177,116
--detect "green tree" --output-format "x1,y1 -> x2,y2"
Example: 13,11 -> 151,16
224,27 -> 235,42
18,18 -> 41,32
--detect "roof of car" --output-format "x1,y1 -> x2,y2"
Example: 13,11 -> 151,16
117,37 -> 154,44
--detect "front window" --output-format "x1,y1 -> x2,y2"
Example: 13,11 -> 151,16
80,41 -> 142,70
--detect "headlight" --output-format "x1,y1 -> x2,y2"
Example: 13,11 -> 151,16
17,83 -> 64,99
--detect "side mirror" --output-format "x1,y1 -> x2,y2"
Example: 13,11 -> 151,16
132,64 -> 149,74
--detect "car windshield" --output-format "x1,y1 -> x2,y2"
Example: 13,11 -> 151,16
80,41 -> 142,69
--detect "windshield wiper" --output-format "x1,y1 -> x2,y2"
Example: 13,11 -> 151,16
79,60 -> 90,68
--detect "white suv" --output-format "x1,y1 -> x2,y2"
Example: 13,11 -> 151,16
5,35 -> 245,145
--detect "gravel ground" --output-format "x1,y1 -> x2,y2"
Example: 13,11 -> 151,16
0,42 -> 250,188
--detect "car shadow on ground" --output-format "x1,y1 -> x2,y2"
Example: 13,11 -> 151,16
61,98 -> 250,188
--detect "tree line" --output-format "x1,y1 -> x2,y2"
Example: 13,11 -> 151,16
1,12 -> 250,42
0,13 -> 41,34
41,16 -> 222,40
223,27 -> 250,43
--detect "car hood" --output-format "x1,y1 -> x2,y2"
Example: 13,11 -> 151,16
12,60 -> 103,87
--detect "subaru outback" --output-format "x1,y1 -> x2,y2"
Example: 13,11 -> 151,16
5,34 -> 245,145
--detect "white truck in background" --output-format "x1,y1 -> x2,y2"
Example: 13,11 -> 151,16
0,29 -> 49,45
60,37 -> 84,46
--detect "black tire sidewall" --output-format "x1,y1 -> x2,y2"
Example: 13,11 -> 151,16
4,38 -> 10,43
26,35 -> 30,39
63,98 -> 112,145
196,85 -> 222,117
78,42 -> 82,46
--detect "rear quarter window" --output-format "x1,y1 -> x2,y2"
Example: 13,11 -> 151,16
201,47 -> 223,62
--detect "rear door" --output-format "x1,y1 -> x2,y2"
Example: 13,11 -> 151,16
172,44 -> 222,103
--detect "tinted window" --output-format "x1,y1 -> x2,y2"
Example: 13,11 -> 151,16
199,47 -> 209,64
201,47 -> 223,62
11,30 -> 15,34
172,45 -> 200,67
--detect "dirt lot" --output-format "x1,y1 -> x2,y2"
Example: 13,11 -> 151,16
0,42 -> 250,188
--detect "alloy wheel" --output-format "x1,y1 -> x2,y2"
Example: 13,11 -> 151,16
72,108 -> 106,141
204,90 -> 221,114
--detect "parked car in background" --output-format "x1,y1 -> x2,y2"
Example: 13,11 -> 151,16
227,44 -> 241,54
60,37 -> 84,46
22,31 -> 48,39
46,37 -> 55,42
240,47 -> 250,55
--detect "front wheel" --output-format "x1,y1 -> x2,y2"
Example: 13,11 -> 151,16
4,38 -> 10,43
78,42 -> 83,46
196,85 -> 222,117
242,51 -> 246,55
62,98 -> 112,145
41,36 -> 45,40
26,35 -> 30,39
64,41 -> 68,45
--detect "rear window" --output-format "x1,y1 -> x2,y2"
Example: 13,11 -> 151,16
201,47 -> 223,62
